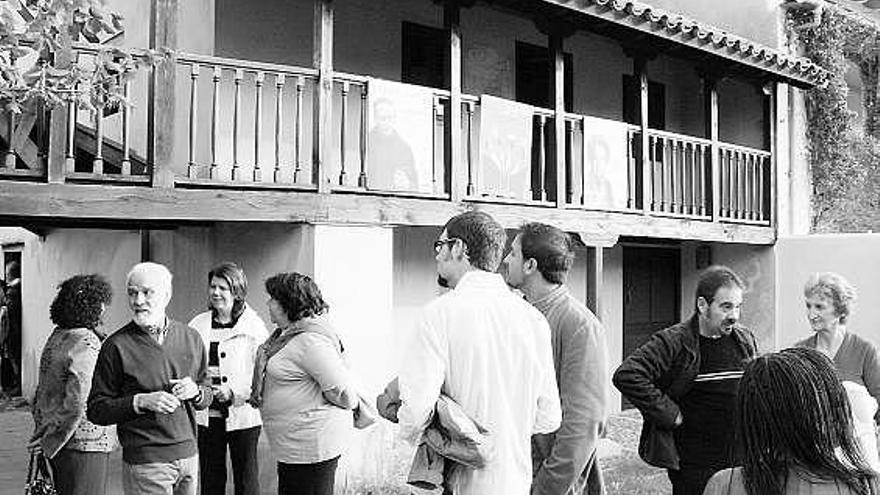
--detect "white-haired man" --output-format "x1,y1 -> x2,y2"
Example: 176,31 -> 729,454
88,262 -> 212,495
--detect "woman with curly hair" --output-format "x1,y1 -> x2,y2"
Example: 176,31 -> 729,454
31,274 -> 116,495
703,347 -> 879,495
249,272 -> 356,495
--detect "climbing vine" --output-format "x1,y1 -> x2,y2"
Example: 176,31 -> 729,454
788,6 -> 880,232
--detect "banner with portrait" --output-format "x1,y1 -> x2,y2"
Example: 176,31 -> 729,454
366,78 -> 434,193
582,116 -> 630,210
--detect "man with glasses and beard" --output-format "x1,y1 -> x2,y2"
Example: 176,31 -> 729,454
396,211 -> 561,495
613,265 -> 758,495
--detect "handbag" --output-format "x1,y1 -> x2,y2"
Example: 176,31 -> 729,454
24,447 -> 57,495
353,393 -> 379,429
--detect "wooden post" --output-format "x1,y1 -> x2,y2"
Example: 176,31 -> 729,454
636,57 -> 650,213
47,36 -> 75,183
551,33 -> 566,208
313,0 -> 334,193
704,75 -> 720,221
586,245 -> 604,317
445,2 -> 465,200
254,71 -> 264,182
148,0 -> 178,188
766,82 -> 776,226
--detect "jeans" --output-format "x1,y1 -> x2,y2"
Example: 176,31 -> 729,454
277,456 -> 339,495
49,449 -> 110,495
198,418 -> 261,495
123,455 -> 199,495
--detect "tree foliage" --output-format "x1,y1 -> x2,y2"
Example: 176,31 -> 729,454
0,0 -> 161,115
789,6 -> 880,232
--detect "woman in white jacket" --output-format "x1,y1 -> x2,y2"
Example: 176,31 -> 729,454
189,262 -> 268,495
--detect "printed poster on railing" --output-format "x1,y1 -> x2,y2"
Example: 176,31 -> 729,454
366,78 -> 434,193
478,95 -> 533,200
582,116 -> 630,210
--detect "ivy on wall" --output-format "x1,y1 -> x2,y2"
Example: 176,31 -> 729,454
789,6 -> 880,232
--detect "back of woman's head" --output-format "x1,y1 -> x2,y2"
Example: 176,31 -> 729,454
738,347 -> 876,495
50,274 -> 113,330
264,272 -> 328,323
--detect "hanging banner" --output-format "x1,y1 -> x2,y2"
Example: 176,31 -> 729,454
582,116 -> 630,210
477,95 -> 533,200
366,78 -> 434,193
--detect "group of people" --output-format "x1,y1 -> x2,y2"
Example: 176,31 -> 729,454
22,208 -> 880,495
0,260 -> 21,396
615,268 -> 880,495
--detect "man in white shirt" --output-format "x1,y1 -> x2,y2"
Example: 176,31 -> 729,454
397,211 -> 562,495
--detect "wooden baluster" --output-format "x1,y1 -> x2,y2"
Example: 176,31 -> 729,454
678,141 -> 685,214
752,155 -> 759,220
734,151 -> 742,219
536,114 -> 547,202
93,105 -> 104,175
431,96 -> 440,193
274,74 -> 285,183
294,76 -> 305,183
627,130 -> 636,208
64,95 -> 75,172
338,81 -> 349,186
4,110 -> 15,169
758,156 -> 765,221
738,151 -> 746,219
466,101 -> 475,196
210,66 -> 221,180
685,143 -> 694,214
719,149 -> 728,217
660,137 -> 668,212
648,135 -> 656,211
187,63 -> 199,178
565,118 -> 574,204
232,68 -> 243,181
253,71 -> 264,182
670,139 -> 679,213
745,154 -> 753,220
121,80 -> 132,175
698,144 -> 706,216
359,85 -> 368,188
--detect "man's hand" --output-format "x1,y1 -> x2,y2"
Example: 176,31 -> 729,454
170,377 -> 200,401
212,384 -> 233,403
135,391 -> 181,414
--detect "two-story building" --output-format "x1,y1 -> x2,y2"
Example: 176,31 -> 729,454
0,0 -> 826,486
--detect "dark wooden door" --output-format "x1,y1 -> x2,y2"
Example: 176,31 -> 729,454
622,246 -> 680,407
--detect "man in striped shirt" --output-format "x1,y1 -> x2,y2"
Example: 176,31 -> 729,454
613,266 -> 758,495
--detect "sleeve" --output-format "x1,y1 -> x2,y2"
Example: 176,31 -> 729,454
86,340 -> 138,425
191,335 -> 213,410
533,319 -> 562,435
859,338 -> 880,423
231,316 -> 269,407
299,335 -> 356,410
397,311 -> 446,445
533,318 -> 608,495
61,336 -> 100,434
612,329 -> 682,429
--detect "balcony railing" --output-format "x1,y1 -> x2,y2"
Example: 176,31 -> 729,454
0,48 -> 773,227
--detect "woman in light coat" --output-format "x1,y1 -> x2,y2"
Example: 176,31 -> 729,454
31,274 -> 115,495
189,262 -> 268,495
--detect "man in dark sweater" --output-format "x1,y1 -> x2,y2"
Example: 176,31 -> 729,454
88,262 -> 212,495
613,266 -> 758,495
503,222 -> 608,495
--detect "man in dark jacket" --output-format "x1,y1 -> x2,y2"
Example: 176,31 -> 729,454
613,265 -> 758,495
88,262 -> 212,495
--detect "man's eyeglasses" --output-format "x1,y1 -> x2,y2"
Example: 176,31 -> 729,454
433,238 -> 459,254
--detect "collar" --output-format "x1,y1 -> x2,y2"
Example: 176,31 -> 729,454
137,317 -> 169,336
454,270 -> 508,292
530,284 -> 568,313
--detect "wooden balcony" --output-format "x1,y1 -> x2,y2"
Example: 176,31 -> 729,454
0,48 -> 777,244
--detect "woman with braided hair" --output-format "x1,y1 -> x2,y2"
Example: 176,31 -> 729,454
703,347 -> 879,495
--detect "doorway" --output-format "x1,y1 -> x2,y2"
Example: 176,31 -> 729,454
622,245 -> 680,407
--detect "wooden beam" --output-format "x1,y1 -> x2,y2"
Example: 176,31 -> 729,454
551,33 -> 566,208
0,181 -> 777,244
148,0 -> 177,188
767,82 -> 777,230
445,2 -> 465,200
313,0 -> 334,193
